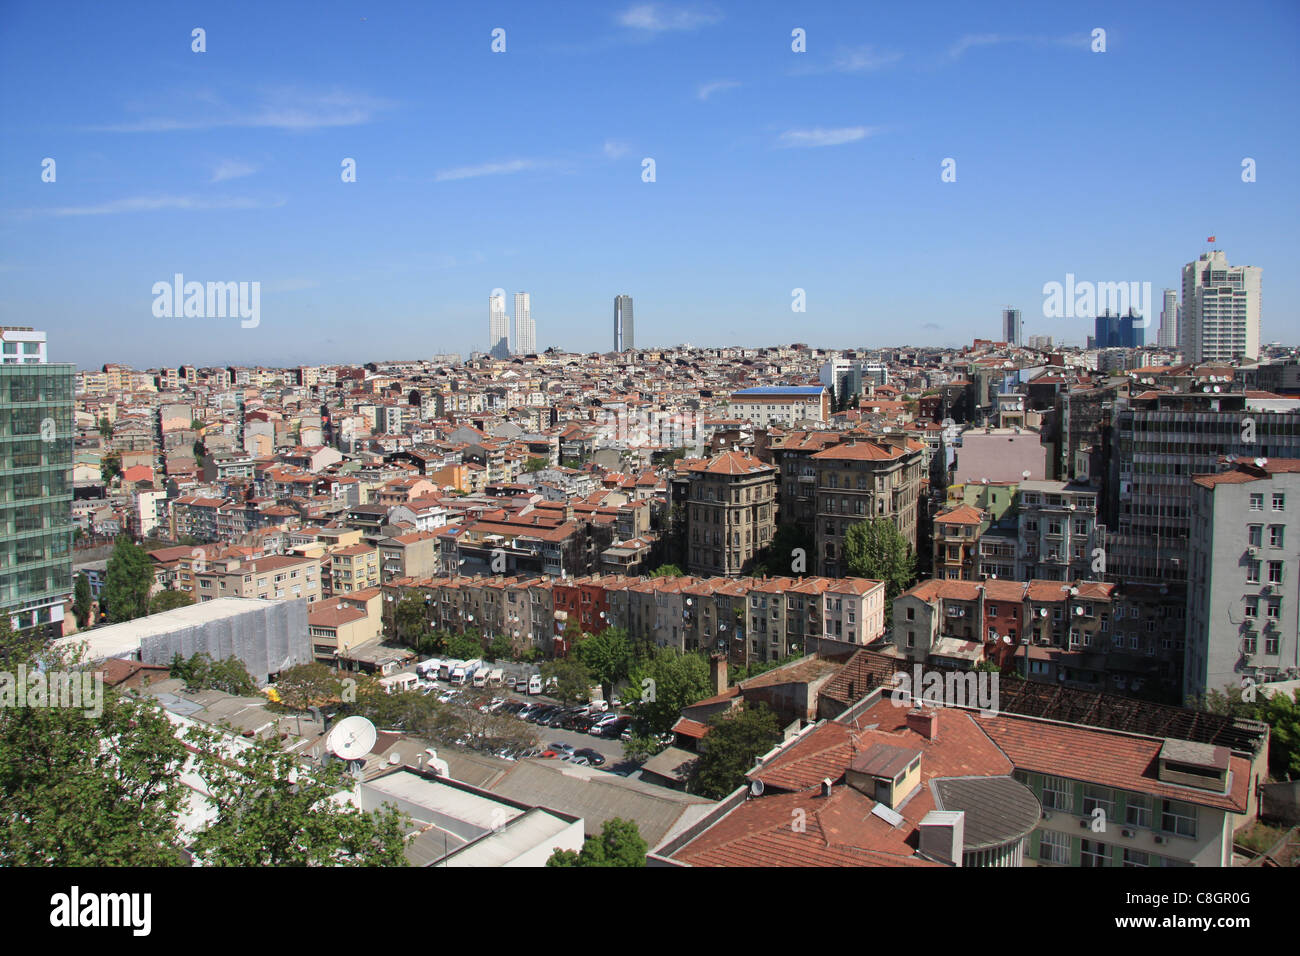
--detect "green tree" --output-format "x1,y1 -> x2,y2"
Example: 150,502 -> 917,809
445,630 -> 484,661
576,627 -> 633,702
149,588 -> 194,615
648,564 -> 684,578
184,723 -> 408,866
624,648 -> 712,737
102,535 -> 153,623
541,656 -> 594,705
0,645 -> 189,865
524,456 -> 548,473
843,517 -> 916,622
486,632 -> 512,662
170,652 -> 258,697
275,662 -> 342,712
688,703 -> 781,799
100,451 -> 122,485
72,573 -> 93,628
546,818 -> 646,867
1259,689 -> 1300,780
393,594 -> 430,647
98,416 -> 112,439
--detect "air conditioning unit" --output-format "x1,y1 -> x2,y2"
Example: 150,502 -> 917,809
1121,829 -> 1135,838
1248,546 -> 1260,557
1153,835 -> 1166,845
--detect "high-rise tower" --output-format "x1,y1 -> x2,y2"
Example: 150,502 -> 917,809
614,295 -> 634,351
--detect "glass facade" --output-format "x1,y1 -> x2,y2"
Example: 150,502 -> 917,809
0,363 -> 75,632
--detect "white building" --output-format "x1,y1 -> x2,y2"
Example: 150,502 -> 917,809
1157,288 -> 1180,349
488,293 -> 510,359
1,326 -> 47,364
513,292 -> 535,355
1181,251 -> 1261,363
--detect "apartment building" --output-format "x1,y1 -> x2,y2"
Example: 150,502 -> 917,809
329,543 -> 380,595
682,451 -> 777,578
194,554 -> 322,604
1015,480 -> 1104,582
1185,458 -> 1300,702
728,385 -> 830,427
932,504 -> 988,581
811,436 -> 925,577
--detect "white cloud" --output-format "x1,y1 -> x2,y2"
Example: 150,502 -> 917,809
696,79 -> 740,101
39,196 -> 280,217
948,33 -> 1090,59
832,46 -> 903,72
434,159 -> 537,182
778,126 -> 875,149
617,4 -> 721,32
210,160 -> 257,183
91,89 -> 393,133
603,140 -> 631,159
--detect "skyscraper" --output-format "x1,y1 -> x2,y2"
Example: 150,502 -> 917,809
1,328 -> 74,639
1157,288 -> 1179,349
1001,308 -> 1021,347
488,292 -> 509,358
615,295 -> 634,351
513,292 -> 535,355
1181,250 -> 1262,363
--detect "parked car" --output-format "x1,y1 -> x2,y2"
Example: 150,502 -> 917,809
596,716 -> 632,738
548,742 -> 576,757
574,748 -> 606,767
590,713 -> 622,733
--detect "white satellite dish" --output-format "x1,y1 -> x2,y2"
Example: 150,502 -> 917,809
1022,470 -> 1031,479
1040,608 -> 1048,617
327,716 -> 377,761
750,778 -> 765,796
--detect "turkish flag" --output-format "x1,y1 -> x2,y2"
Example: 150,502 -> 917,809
1207,236 -> 1216,243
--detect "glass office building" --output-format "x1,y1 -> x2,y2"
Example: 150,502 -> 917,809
0,361 -> 75,637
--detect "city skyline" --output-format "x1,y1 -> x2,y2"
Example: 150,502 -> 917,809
2,2 -> 1297,370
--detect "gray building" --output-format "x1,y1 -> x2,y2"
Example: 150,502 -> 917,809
1002,308 -> 1021,347
1185,458 -> 1299,703
52,597 -> 311,685
1016,480 -> 1105,582
1,336 -> 75,639
615,295 -> 634,352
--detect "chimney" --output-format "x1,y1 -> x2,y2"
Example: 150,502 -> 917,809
906,706 -> 938,740
709,653 -> 728,696
820,778 -> 833,798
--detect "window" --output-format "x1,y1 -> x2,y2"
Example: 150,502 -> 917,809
1268,561 -> 1283,584
1245,599 -> 1258,618
1248,525 -> 1263,547
1041,775 -> 1073,812
1160,800 -> 1197,839
1247,560 -> 1261,584
1267,600 -> 1280,619
1080,839 -> 1109,868
1272,493 -> 1285,512
1122,848 -> 1150,868
1125,794 -> 1153,829
1270,526 -> 1285,548
1249,493 -> 1263,511
1082,785 -> 1114,820
1038,830 -> 1070,865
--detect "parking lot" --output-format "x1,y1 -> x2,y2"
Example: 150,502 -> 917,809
408,670 -> 640,774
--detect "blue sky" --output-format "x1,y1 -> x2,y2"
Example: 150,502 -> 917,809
2,0 -> 1297,370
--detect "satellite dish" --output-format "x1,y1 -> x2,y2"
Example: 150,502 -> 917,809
326,716 -> 377,761
1069,587 -> 1079,596
1002,635 -> 1011,644
750,779 -> 765,796
1040,608 -> 1048,617
1022,470 -> 1031,479
1256,458 -> 1267,468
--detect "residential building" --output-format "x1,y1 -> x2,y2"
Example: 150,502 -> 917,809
1182,250 -> 1262,363
729,385 -> 829,427
682,451 -> 777,578
1185,458 -> 1300,702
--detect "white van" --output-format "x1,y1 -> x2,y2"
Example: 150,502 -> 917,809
379,673 -> 418,695
527,674 -> 542,695
488,668 -> 505,687
416,658 -> 443,679
472,668 -> 489,688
